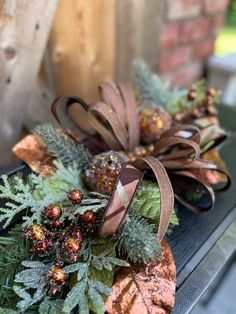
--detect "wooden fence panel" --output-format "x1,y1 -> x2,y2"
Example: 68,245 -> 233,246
49,0 -> 116,103
0,0 -> 58,165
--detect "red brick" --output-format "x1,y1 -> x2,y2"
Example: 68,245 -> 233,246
159,47 -> 191,72
211,14 -> 226,34
160,23 -> 181,48
204,0 -> 229,15
195,37 -> 215,59
161,61 -> 203,87
181,18 -> 211,43
167,0 -> 202,21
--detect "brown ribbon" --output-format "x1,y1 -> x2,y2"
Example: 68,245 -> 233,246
50,83 -> 231,239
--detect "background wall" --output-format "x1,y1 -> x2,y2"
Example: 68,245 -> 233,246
0,0 -> 230,166
158,0 -> 229,87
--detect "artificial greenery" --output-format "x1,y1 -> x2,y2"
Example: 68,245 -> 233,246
13,261 -> 50,312
131,180 -> 179,226
118,212 -> 161,264
34,124 -> 92,169
0,226 -> 29,309
63,239 -> 129,314
132,59 -> 185,113
0,116 -> 182,313
0,161 -> 83,228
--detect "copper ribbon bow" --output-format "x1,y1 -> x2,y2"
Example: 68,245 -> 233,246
51,83 -> 231,240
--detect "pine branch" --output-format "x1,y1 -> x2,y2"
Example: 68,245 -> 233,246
34,124 -> 92,169
117,212 -> 162,264
0,226 -> 29,309
70,192 -> 109,218
132,59 -> 185,113
132,59 -> 171,107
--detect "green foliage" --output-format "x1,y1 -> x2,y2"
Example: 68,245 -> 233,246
13,261 -> 50,312
118,212 -> 162,264
0,160 -> 85,228
132,59 -> 185,112
67,192 -> 109,220
132,180 -> 179,227
63,239 -> 129,314
39,298 -> 64,314
34,124 -> 92,169
0,226 -> 29,309
32,160 -> 85,200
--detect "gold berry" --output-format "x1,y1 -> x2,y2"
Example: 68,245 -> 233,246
43,204 -> 62,220
64,237 -> 81,253
67,189 -> 83,204
83,210 -> 96,224
48,266 -> 67,286
26,224 -> 46,241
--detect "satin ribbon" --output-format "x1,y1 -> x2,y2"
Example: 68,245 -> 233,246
50,84 -> 231,239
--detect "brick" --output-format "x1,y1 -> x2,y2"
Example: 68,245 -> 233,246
167,0 -> 202,21
160,23 -> 181,48
159,46 -> 191,72
161,61 -> 203,87
195,37 -> 215,59
181,18 -> 211,43
211,14 -> 225,34
204,0 -> 229,15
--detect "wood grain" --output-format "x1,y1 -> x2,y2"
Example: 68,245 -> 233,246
49,0 -> 115,103
116,0 -> 165,82
0,0 -> 58,165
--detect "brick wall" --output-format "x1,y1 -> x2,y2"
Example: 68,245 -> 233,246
158,0 -> 229,87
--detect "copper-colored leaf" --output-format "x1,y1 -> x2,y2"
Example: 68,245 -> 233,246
106,240 -> 176,314
12,135 -> 55,177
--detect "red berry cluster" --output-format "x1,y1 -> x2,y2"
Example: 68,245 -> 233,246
24,189 -> 98,294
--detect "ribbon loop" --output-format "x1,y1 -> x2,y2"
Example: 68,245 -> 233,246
134,156 -> 174,240
99,164 -> 143,237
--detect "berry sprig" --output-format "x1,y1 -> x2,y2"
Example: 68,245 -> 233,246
24,189 -> 98,295
173,86 -> 218,122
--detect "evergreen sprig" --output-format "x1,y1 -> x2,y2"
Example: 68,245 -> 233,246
13,261 -> 50,312
118,212 -> 162,264
0,226 -> 29,309
0,173 -> 64,228
0,160 -> 84,228
67,192 -> 109,220
63,239 -> 129,314
34,124 -> 92,169
132,59 -> 185,113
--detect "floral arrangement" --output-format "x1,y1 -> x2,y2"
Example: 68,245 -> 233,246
0,60 -> 231,314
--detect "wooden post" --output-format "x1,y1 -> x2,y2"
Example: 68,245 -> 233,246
0,0 -> 58,165
49,0 -> 116,103
116,0 -> 165,82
